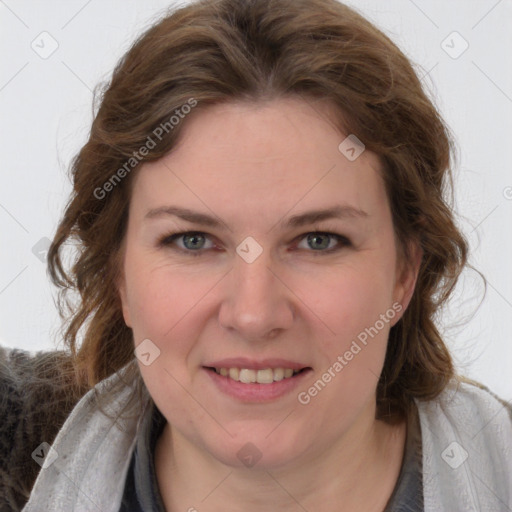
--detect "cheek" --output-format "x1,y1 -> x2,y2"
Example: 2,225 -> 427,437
124,261 -> 211,413
305,252 -> 397,408
123,255 -> 225,389
298,273 -> 394,421
124,255 -> 207,342
317,263 -> 396,346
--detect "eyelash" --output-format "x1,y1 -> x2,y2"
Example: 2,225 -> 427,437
157,230 -> 352,257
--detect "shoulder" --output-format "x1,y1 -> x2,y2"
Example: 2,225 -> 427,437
0,345 -> 89,510
418,377 -> 512,431
416,378 -> 512,510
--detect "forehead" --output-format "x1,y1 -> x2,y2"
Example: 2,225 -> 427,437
130,98 -> 386,221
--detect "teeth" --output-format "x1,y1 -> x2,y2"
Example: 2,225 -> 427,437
256,368 -> 274,384
214,367 -> 302,384
273,368 -> 284,381
239,369 -> 256,383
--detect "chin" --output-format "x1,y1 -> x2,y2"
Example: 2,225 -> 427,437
196,425 -> 313,471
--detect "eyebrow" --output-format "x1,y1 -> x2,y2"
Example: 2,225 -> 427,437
144,205 -> 369,230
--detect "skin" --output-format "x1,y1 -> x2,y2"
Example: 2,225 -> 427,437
118,97 -> 421,511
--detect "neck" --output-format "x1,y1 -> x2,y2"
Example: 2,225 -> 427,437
155,404 -> 406,512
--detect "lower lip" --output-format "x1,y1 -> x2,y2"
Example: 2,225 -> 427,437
204,367 -> 312,403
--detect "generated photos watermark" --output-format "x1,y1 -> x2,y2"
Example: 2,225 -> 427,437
94,98 -> 198,200
297,302 -> 403,405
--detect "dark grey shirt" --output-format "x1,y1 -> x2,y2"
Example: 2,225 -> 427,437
119,400 -> 167,511
384,404 -> 424,511
119,402 -> 423,511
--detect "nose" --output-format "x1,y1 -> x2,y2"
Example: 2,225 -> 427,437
218,249 -> 295,342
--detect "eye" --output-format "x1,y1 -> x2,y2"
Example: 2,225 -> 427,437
157,230 -> 351,256
158,231 -> 215,255
296,232 -> 351,253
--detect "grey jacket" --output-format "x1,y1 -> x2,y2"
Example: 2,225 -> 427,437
2,346 -> 512,511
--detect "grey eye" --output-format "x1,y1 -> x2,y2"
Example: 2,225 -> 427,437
181,233 -> 208,250
302,233 -> 335,251
308,233 -> 330,250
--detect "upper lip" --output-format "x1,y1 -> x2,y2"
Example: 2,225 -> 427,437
204,358 -> 310,371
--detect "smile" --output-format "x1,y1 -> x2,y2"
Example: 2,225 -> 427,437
213,367 -> 304,384
203,358 -> 312,401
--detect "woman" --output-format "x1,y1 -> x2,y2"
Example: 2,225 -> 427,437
2,0 -> 510,510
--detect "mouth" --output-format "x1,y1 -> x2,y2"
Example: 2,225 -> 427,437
203,361 -> 312,402
206,366 -> 309,384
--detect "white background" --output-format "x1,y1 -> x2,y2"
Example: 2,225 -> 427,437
1,0 -> 511,400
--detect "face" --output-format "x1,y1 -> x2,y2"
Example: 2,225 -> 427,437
118,97 -> 419,470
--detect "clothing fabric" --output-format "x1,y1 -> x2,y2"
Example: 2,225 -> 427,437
18,359 -> 512,511
384,403 -> 424,511
0,346 -> 88,510
118,400 -> 167,511
118,397 -> 423,511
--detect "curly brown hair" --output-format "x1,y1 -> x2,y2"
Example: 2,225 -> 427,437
48,0 -> 468,420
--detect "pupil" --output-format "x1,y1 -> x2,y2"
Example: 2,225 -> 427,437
184,233 -> 204,250
308,233 -> 329,250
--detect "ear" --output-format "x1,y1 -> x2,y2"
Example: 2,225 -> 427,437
391,240 -> 422,326
115,244 -> 132,328
118,276 -> 133,328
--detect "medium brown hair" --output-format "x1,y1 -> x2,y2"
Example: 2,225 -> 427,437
48,0 -> 468,420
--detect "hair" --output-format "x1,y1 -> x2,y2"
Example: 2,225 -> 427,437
48,0 -> 468,421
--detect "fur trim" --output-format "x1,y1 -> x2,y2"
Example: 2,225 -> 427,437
0,346 -> 89,511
